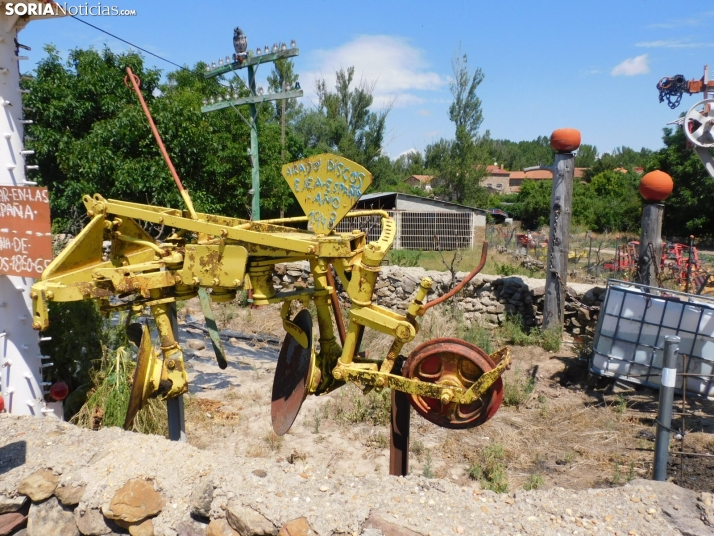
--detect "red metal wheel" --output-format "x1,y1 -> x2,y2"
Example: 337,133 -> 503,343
403,338 -> 503,429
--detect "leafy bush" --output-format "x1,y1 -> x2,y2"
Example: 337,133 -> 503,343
503,368 -> 536,407
467,443 -> 509,493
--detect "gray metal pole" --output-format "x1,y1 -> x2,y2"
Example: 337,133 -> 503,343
167,302 -> 186,442
653,335 -> 680,481
248,65 -> 261,220
543,151 -> 575,330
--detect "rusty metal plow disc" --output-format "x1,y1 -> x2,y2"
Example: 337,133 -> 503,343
403,338 -> 504,429
271,309 -> 314,436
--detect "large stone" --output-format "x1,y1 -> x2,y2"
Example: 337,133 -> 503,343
0,512 -> 26,535
225,502 -> 276,536
186,339 -> 206,351
362,512 -> 422,536
206,519 -> 238,536
176,518 -> 208,536
189,479 -> 214,519
27,497 -> 79,536
127,519 -> 154,536
277,517 -> 313,536
56,484 -> 86,507
0,495 -> 27,514
18,469 -> 58,502
104,479 -> 164,524
75,507 -> 119,535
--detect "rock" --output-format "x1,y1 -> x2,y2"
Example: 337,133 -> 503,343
176,518 -> 208,536
0,495 -> 27,514
207,519 -> 239,536
186,339 -> 206,351
278,517 -> 313,536
401,278 -> 417,294
362,512 -> 422,536
75,507 -> 118,535
128,519 -> 154,536
56,484 -> 86,507
0,512 -> 26,535
27,497 -> 78,536
18,469 -> 59,502
190,480 -> 214,519
252,470 -> 267,478
225,502 -> 276,536
104,479 -> 164,524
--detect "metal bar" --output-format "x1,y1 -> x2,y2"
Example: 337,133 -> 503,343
653,336 -> 679,481
201,89 -> 303,112
248,65 -> 260,220
124,67 -> 198,220
390,363 -> 410,476
325,265 -> 346,345
166,302 -> 186,442
670,451 -> 714,458
685,235 -> 694,293
204,48 -> 299,77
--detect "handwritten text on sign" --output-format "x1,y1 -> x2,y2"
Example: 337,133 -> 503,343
282,154 -> 372,233
0,186 -> 52,277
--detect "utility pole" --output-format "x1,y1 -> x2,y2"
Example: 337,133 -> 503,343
526,129 -> 580,330
203,41 -> 302,220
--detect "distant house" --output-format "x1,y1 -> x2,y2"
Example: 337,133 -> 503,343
508,167 -> 589,193
480,164 -> 510,193
405,174 -> 434,191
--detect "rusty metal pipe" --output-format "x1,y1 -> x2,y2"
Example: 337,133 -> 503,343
418,242 -> 488,315
124,67 -> 198,221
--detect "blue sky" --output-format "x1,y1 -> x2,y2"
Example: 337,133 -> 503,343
16,1 -> 714,165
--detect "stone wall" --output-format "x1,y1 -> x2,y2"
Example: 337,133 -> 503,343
274,263 -> 605,337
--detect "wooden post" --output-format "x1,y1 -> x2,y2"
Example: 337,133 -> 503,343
541,129 -> 580,330
635,204 -> 664,286
635,171 -> 673,287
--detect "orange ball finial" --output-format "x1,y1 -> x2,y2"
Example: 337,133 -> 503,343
639,170 -> 673,202
550,128 -> 581,153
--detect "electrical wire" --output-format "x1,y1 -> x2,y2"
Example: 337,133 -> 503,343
69,15 -> 190,72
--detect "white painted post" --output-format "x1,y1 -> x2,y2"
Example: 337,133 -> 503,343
0,5 -> 67,417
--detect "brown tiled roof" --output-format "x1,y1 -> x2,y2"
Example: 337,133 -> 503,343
524,170 -> 553,180
407,174 -> 434,183
509,171 -> 525,179
485,165 -> 510,175
574,167 -> 587,178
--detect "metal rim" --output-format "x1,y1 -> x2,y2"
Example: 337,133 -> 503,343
403,338 -> 503,429
685,98 -> 714,148
271,309 -> 313,436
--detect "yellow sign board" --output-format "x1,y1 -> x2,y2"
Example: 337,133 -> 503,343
282,154 -> 372,234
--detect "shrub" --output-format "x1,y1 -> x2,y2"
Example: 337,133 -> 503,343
467,443 -> 509,493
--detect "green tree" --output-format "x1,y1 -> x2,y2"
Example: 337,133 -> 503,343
292,66 -> 391,188
24,45 -> 295,228
650,126 -> 714,237
433,52 -> 489,206
267,58 -> 303,125
574,144 -> 598,168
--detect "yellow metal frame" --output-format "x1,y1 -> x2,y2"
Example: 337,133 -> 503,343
32,156 -> 510,422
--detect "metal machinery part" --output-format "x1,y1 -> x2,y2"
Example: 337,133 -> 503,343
271,309 -> 314,435
684,99 -> 714,148
30,152 -> 511,433
404,339 -> 505,429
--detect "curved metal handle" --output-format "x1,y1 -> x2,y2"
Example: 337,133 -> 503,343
418,242 -> 488,315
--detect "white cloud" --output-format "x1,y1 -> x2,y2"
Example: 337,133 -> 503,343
417,109 -> 432,116
611,54 -> 649,76
303,35 -> 446,110
637,39 -> 714,49
397,148 -> 419,159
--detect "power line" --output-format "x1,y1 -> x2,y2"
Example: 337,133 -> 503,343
69,15 -> 190,72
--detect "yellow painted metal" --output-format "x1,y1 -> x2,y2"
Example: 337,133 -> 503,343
282,154 -> 372,234
30,153 -> 510,428
181,244 -> 248,287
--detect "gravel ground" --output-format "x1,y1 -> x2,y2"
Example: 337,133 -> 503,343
0,415 -> 706,536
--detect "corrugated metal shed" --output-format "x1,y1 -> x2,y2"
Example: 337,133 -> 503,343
355,192 -> 486,215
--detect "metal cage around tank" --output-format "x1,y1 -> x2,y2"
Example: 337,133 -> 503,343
591,279 -> 714,397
